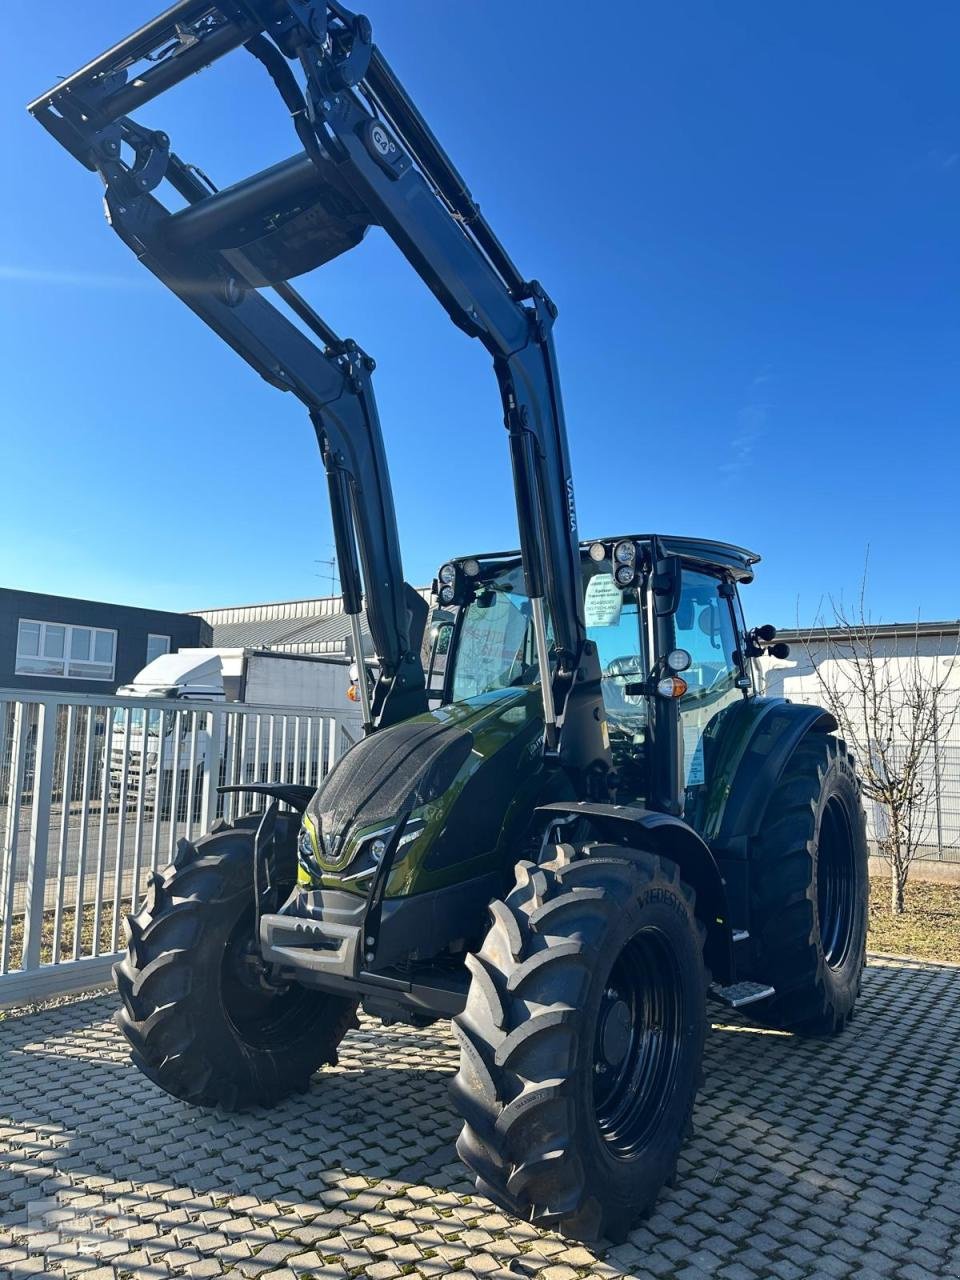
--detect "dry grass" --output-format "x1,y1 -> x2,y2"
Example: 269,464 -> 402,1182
868,875 -> 960,963
5,900 -> 122,970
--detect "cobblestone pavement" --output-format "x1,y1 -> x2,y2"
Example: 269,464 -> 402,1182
1,956 -> 958,1280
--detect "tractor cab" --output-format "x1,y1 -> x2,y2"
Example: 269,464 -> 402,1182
426,534 -> 764,825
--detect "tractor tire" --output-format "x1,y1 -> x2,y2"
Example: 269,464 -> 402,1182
113,820 -> 359,1109
748,733 -> 869,1034
451,842 -> 707,1243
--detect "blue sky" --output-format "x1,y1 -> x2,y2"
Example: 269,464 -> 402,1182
2,2 -> 958,627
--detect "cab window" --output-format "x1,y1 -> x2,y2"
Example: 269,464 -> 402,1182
450,567 -> 541,701
674,570 -> 744,788
584,561 -> 648,799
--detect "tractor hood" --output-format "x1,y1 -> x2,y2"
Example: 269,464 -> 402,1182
308,708 -> 476,867
302,687 -> 548,893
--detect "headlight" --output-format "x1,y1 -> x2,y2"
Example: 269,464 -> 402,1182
359,818 -> 427,867
297,815 -> 324,876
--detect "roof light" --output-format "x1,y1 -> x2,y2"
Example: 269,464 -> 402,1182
614,564 -> 635,588
439,563 -> 456,586
613,540 -> 636,565
462,558 -> 480,576
439,584 -> 455,605
656,676 -> 688,699
588,541 -> 606,562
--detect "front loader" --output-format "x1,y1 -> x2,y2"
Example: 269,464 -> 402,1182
31,1 -> 869,1243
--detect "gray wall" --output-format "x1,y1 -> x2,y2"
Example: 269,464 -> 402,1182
0,588 -> 211,695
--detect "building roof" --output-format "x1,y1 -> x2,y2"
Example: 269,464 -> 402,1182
778,620 -> 960,644
201,615 -> 363,654
189,591 -> 438,656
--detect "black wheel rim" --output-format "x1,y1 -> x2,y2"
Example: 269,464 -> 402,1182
221,903 -> 319,1049
817,795 -> 857,969
593,927 -> 685,1159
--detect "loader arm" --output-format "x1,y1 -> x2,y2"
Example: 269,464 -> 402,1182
29,9 -> 426,733
29,0 -> 611,794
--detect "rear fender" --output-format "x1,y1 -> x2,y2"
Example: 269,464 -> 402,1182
536,801 -> 734,982
705,698 -> 837,849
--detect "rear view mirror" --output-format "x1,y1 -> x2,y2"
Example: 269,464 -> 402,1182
427,620 -> 454,696
653,555 -> 682,617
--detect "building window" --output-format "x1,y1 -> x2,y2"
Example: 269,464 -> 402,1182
146,634 -> 171,665
15,619 -> 117,681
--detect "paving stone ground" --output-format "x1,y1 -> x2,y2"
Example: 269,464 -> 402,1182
0,956 -> 958,1280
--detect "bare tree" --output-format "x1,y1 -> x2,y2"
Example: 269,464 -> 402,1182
798,573 -> 959,915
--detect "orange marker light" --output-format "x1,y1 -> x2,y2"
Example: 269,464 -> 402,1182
656,676 -> 688,698
347,684 -> 360,702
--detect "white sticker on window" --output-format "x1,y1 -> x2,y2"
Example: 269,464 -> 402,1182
683,723 -> 705,786
584,574 -> 622,628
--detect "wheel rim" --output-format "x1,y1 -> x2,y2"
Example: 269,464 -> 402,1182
220,904 -> 320,1049
593,927 -> 685,1159
817,795 -> 857,969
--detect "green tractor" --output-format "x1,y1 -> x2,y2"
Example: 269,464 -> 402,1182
33,2 -> 868,1244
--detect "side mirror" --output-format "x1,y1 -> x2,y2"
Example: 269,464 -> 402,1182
745,624 -> 790,660
653,555 -> 682,617
426,620 -> 454,695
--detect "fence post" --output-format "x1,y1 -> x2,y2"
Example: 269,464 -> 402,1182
199,708 -> 224,832
1,702 -> 29,975
22,701 -> 58,971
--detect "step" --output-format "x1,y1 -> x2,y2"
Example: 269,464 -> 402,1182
710,980 -> 775,1008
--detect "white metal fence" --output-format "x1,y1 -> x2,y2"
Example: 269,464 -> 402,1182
0,689 -> 358,1007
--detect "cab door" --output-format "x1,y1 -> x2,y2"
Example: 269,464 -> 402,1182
672,569 -> 747,803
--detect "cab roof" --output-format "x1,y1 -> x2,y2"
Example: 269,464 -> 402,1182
456,535 -> 761,584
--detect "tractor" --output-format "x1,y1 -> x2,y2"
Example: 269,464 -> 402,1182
31,1 -> 868,1242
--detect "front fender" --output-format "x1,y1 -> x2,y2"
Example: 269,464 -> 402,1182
536,800 -> 734,982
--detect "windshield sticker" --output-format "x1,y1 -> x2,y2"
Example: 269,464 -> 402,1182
683,723 -> 705,786
584,573 -> 622,628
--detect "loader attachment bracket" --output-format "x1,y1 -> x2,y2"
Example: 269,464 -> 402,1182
98,119 -> 171,203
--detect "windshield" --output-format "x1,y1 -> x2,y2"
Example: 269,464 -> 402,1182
112,707 -> 167,736
451,565 -> 543,701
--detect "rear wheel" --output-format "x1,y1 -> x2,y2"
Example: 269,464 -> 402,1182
451,842 -> 706,1242
749,734 -> 868,1033
114,820 -> 358,1108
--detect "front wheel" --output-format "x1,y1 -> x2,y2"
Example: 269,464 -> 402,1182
114,820 -> 359,1109
451,842 -> 706,1242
